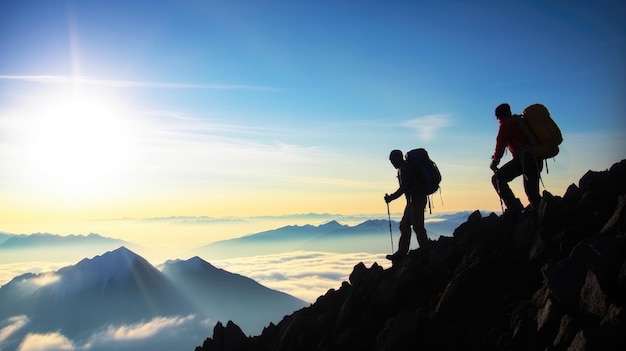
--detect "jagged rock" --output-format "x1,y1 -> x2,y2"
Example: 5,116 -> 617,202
601,194 -> 626,234
536,296 -> 560,335
580,269 -> 608,320
193,160 -> 626,351
375,310 -> 419,351
196,321 -> 252,351
553,314 -> 576,349
563,183 -> 582,203
452,209 -> 482,243
567,329 -> 589,351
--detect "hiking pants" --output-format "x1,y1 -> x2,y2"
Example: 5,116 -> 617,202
492,152 -> 543,209
397,194 -> 429,253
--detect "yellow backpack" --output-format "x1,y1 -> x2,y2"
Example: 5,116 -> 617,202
517,104 -> 563,159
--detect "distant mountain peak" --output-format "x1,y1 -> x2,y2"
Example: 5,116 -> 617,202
319,220 -> 344,229
187,255 -> 209,266
161,256 -> 217,274
56,246 -> 157,294
0,231 -> 129,249
111,245 -> 133,254
357,219 -> 388,226
80,245 -> 140,264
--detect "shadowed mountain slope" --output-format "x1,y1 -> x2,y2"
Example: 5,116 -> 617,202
194,159 -> 626,351
161,256 -> 307,333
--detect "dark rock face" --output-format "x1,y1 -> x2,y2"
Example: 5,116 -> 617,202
195,160 -> 626,351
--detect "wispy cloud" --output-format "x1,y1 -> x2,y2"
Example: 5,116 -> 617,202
403,114 -> 452,141
0,262 -> 72,288
0,75 -> 274,91
17,331 -> 75,351
31,273 -> 60,287
89,315 -> 196,343
0,315 -> 29,345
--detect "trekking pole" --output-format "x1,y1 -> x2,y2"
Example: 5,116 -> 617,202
536,158 -> 546,190
494,169 -> 505,213
386,201 -> 394,253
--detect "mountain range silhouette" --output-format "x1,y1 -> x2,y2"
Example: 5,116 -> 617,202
0,247 -> 307,351
194,159 -> 626,351
0,232 -> 139,264
0,213 -> 471,263
193,212 -> 472,260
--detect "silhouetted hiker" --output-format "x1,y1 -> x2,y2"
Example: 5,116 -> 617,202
490,103 -> 543,215
384,149 -> 430,261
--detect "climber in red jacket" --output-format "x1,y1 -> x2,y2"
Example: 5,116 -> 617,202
490,103 -> 543,214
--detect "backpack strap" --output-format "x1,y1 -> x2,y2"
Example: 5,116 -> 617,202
521,151 -> 528,181
533,156 -> 546,190
425,188 -> 444,215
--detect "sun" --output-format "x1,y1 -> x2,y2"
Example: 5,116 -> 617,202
20,89 -> 137,197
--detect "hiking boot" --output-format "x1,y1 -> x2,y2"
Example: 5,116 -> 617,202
501,198 -> 523,220
504,198 -> 523,214
418,239 -> 433,250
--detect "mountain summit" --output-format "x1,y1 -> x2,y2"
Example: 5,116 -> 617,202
56,246 -> 158,293
195,159 -> 626,351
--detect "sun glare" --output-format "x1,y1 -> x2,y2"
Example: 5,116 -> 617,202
20,89 -> 137,197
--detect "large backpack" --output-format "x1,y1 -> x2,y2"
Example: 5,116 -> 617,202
517,104 -> 563,159
405,148 -> 441,195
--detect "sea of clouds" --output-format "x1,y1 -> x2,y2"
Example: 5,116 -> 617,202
0,250 -> 391,351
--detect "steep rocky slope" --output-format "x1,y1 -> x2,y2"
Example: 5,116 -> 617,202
195,160 -> 626,351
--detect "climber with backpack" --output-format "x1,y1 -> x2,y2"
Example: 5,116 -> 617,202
490,102 -> 561,215
384,148 -> 441,261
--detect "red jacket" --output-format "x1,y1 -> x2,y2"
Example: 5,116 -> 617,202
492,115 -> 529,163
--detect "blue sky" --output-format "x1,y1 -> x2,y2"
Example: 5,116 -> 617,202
0,0 -> 625,246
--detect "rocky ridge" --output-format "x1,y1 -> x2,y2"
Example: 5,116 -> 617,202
195,160 -> 626,351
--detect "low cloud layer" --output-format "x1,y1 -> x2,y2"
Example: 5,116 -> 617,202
10,314 -> 207,351
1,251 -> 391,303
212,251 -> 390,302
0,262 -> 71,287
